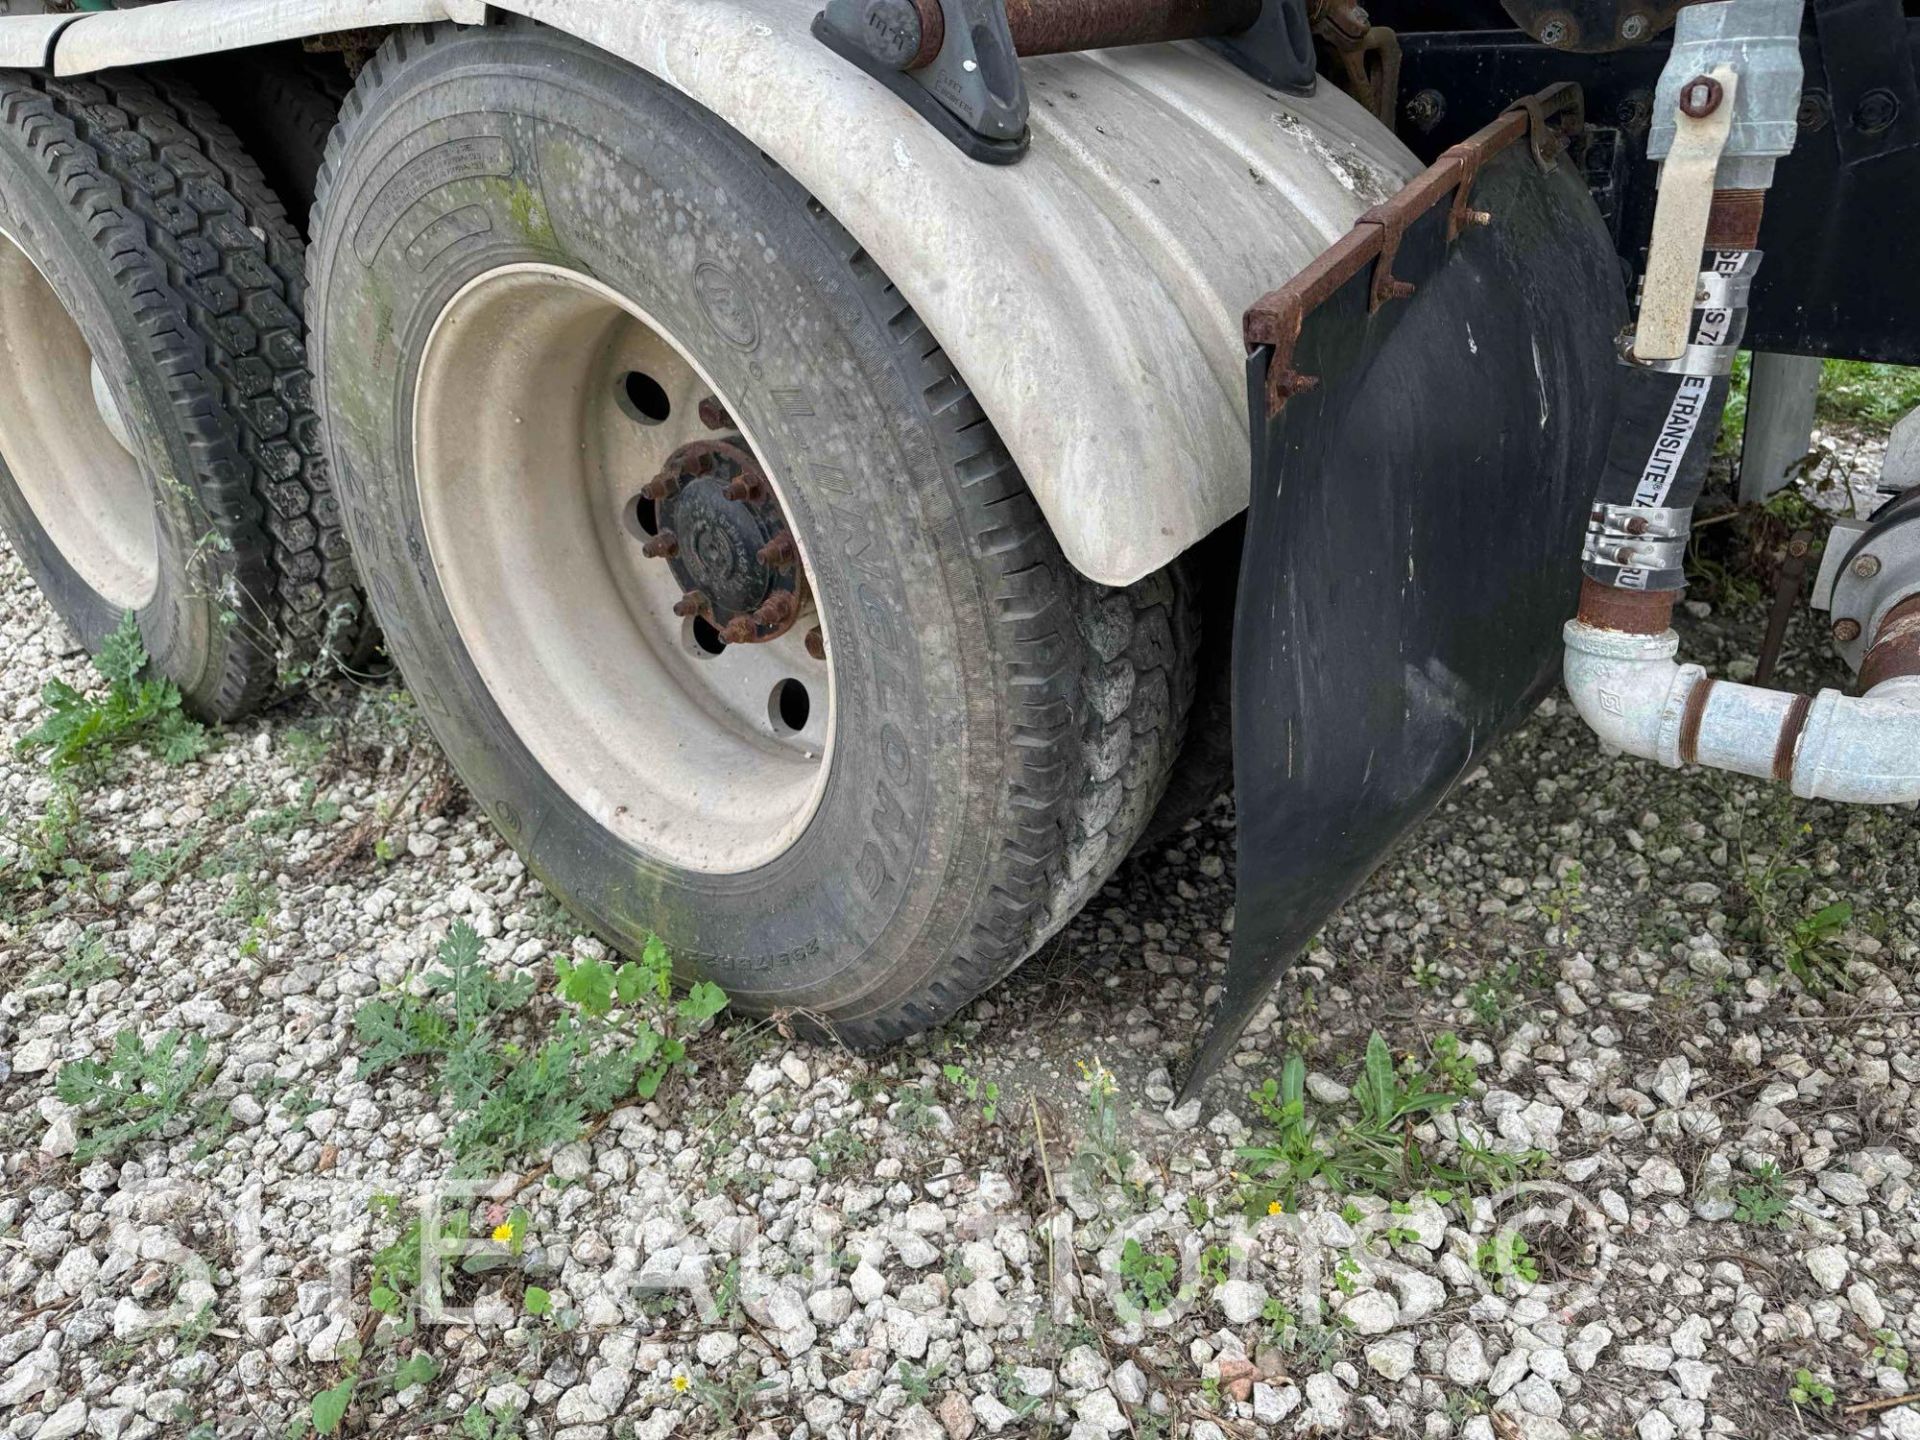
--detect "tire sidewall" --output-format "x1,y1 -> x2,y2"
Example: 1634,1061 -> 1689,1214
0,99 -> 219,698
314,31 -> 1014,1016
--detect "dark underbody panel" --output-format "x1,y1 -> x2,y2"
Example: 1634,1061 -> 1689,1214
1184,110 -> 1628,1092
1390,10 -> 1920,364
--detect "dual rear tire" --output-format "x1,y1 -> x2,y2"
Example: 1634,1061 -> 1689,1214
0,69 -> 361,717
307,23 -> 1199,1040
0,26 -> 1203,1039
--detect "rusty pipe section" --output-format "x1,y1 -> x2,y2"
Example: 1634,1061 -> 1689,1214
1000,0 -> 1260,55
883,0 -> 1260,70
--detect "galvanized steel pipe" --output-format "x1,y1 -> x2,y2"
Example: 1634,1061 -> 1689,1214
1564,604 -> 1920,804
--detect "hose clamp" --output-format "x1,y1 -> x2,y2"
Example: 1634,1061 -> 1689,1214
1584,502 -> 1693,575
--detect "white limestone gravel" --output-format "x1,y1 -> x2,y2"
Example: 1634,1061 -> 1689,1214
3,429 -> 1920,1440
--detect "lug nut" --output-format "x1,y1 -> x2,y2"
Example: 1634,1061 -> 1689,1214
804,626 -> 826,661
752,591 -> 798,630
697,396 -> 734,430
642,475 -> 673,502
672,592 -> 709,619
1852,554 -> 1883,579
642,529 -> 679,560
1833,617 -> 1863,644
757,530 -> 797,568
724,475 -> 767,504
720,615 -> 758,644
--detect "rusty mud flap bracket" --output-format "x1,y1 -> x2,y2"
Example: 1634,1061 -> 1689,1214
1181,84 -> 1628,1097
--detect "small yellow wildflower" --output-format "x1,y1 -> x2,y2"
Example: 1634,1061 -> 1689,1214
672,1375 -> 691,1393
1267,1200 -> 1283,1216
491,1222 -> 513,1243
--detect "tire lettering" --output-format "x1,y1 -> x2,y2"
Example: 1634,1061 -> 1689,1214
405,203 -> 493,272
353,131 -> 513,264
857,841 -> 889,899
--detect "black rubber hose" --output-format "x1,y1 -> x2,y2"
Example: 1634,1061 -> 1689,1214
1583,246 -> 1750,592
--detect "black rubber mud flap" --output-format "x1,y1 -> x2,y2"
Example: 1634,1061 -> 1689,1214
1181,89 -> 1628,1096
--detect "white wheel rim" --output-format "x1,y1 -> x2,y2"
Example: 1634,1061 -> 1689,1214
412,264 -> 835,874
0,229 -> 158,611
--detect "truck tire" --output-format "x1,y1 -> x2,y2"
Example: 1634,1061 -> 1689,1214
0,70 -> 361,719
308,23 -> 1197,1041
180,48 -> 349,233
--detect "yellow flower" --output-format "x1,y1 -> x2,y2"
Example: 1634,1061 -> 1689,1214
672,1375 -> 691,1393
491,1222 -> 513,1243
1267,1200 -> 1283,1216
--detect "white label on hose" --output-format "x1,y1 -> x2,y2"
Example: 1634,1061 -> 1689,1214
1634,374 -> 1713,507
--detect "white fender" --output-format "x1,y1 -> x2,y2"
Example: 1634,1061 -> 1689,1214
26,0 -> 1417,584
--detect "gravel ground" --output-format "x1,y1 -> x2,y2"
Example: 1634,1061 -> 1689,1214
3,426 -> 1919,1440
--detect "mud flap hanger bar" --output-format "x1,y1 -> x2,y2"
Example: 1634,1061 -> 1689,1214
813,0 -> 1316,162
1243,82 -> 1587,417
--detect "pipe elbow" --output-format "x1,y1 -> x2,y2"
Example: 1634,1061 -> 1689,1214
1562,620 -> 1702,767
1792,676 -> 1920,804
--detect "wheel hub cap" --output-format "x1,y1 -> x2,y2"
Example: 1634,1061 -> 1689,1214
643,438 -> 804,643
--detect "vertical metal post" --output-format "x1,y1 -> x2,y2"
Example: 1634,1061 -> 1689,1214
1739,350 -> 1823,503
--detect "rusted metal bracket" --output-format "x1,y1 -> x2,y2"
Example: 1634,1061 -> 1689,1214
1308,0 -> 1400,124
1242,82 -> 1585,418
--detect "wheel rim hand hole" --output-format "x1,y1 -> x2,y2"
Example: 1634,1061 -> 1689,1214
631,492 -> 659,537
616,370 -> 672,425
683,614 -> 728,658
770,678 -> 811,735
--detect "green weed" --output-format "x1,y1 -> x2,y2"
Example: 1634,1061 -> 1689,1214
1118,1237 -> 1179,1313
355,922 -> 726,1171
1472,1235 -> 1540,1291
456,1401 -> 524,1440
4,779 -> 91,890
1816,360 -> 1920,431
1199,1244 -> 1235,1286
1070,1057 -> 1140,1198
1237,1033 -> 1486,1207
942,1062 -> 1001,1123
54,1029 -> 212,1161
1788,1366 -> 1836,1409
128,836 -> 201,889
19,613 -> 207,775
690,1367 -> 776,1435
1733,1160 -> 1793,1228
25,932 -> 121,991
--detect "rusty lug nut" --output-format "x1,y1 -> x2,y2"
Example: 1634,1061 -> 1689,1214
752,591 -> 799,629
641,529 -> 680,560
1680,75 -> 1723,118
719,615 -> 758,645
1852,554 -> 1883,579
724,475 -> 766,504
1460,208 -> 1493,227
641,475 -> 674,503
672,592 -> 709,619
697,396 -> 734,431
804,626 -> 826,661
1833,617 -> 1863,644
757,530 -> 797,568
